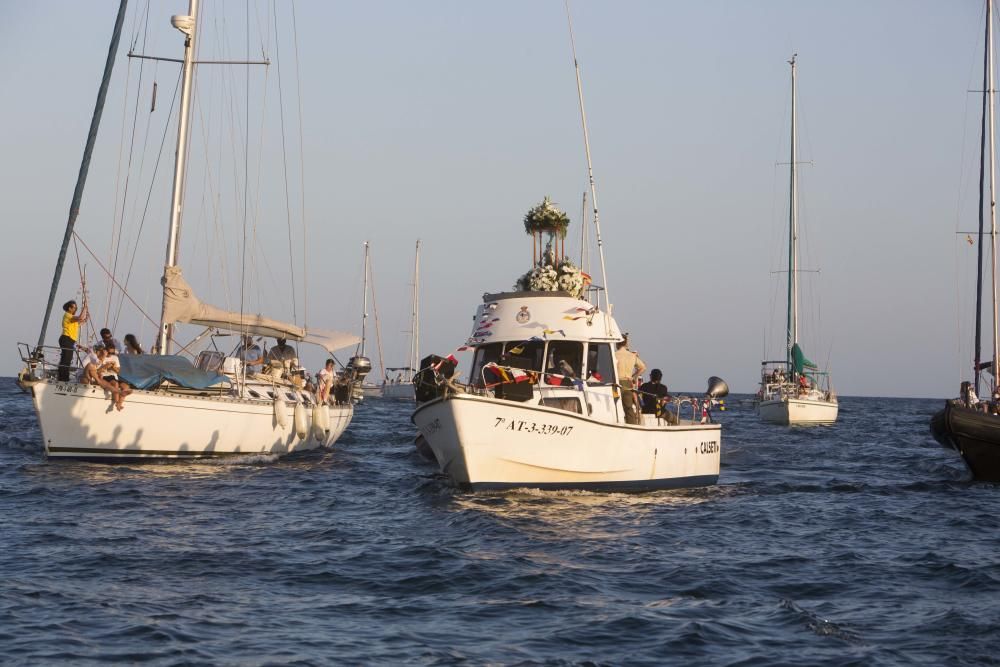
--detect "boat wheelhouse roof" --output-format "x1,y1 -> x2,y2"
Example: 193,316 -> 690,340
469,291 -> 622,344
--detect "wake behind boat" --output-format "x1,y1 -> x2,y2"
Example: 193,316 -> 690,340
17,1 -> 360,461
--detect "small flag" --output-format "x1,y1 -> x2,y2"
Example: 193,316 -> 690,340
542,328 -> 566,337
508,345 -> 524,355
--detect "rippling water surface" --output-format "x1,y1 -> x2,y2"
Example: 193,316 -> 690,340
1,382 -> 998,665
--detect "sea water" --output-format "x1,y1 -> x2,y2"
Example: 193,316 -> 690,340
1,382 -> 997,665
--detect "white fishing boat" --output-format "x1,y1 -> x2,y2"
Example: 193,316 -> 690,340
756,55 -> 838,425
17,1 -> 359,460
382,240 -> 420,400
412,284 -> 727,492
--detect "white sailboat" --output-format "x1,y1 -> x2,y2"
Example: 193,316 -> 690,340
17,1 -> 359,460
382,240 -> 420,400
757,55 -> 838,425
411,11 -> 727,491
348,242 -> 377,403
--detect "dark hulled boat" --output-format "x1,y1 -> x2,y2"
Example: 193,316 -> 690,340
931,401 -> 1000,481
931,0 -> 1000,481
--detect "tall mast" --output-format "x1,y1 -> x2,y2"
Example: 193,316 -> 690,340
990,0 -> 1000,389
565,1 -> 611,316
36,0 -> 129,355
361,241 -> 370,357
976,1 -> 992,392
409,240 -> 421,378
787,54 -> 799,369
156,0 -> 199,355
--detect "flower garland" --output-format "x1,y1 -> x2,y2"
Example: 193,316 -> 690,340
523,196 -> 570,237
515,257 -> 586,298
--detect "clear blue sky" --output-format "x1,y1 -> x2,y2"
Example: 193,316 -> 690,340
0,1 -> 990,397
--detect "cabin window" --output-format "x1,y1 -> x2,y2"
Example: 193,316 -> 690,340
503,340 -> 544,373
471,343 -> 504,386
585,343 -> 614,385
195,350 -> 225,372
544,340 -> 584,386
540,397 -> 583,413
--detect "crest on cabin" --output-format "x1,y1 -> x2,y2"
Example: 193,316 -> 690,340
516,306 -> 531,324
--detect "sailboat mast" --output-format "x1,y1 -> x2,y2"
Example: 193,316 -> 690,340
361,241 -> 370,357
35,0 -> 129,355
989,0 -> 1000,389
409,240 -> 421,379
156,0 -> 199,355
565,1 -> 611,316
787,54 -> 799,368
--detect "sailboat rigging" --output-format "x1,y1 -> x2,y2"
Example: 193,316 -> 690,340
17,0 -> 361,460
756,55 -> 839,425
931,0 -> 1000,480
382,240 -> 420,400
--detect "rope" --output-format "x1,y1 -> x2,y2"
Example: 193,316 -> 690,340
273,1 -> 298,324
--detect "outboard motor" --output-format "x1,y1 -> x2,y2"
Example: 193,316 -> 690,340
346,355 -> 372,383
706,376 -> 730,399
414,354 -> 456,403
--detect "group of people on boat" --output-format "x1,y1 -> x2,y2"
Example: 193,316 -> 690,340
236,335 -> 346,404
56,299 -> 146,411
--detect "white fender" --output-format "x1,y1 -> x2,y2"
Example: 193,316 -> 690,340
320,404 -> 331,434
273,395 -> 288,429
293,400 -> 309,440
311,404 -> 326,441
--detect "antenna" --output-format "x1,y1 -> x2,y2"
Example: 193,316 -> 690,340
565,0 -> 611,316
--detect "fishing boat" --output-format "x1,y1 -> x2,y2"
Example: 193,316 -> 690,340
931,0 -> 1000,481
16,1 -> 359,461
382,240 -> 420,400
756,55 -> 838,425
411,10 -> 726,491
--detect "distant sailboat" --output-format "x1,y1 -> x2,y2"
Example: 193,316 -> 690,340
931,0 -> 1000,480
348,242 -> 376,403
382,240 -> 420,400
756,55 -> 838,425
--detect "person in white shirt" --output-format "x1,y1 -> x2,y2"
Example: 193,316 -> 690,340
317,359 -> 335,403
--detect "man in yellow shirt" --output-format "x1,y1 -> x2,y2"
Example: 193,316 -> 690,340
58,299 -> 87,381
615,336 -> 646,425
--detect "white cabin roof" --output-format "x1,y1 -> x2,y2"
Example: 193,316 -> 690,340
467,291 -> 622,345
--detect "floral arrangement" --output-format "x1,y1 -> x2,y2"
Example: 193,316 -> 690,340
515,257 -> 586,298
523,197 -> 570,237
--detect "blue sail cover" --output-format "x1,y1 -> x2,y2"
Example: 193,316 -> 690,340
119,355 -> 229,390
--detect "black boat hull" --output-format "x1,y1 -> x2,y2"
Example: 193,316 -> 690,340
930,400 -> 1000,481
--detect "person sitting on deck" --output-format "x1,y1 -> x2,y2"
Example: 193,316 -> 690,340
238,335 -> 263,375
102,347 -> 132,411
81,345 -> 123,410
640,369 -> 671,414
267,337 -> 297,366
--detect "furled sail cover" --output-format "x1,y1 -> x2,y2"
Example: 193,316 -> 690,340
120,354 -> 229,390
161,266 -> 360,354
791,343 -> 818,375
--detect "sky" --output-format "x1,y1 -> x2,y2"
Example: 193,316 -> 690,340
0,1 -> 993,398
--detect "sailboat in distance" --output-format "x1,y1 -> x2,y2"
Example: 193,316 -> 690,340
931,0 -> 1000,480
382,240 -> 420,400
756,55 -> 838,425
17,1 -> 360,460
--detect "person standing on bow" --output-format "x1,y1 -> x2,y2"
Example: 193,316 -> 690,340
58,299 -> 88,382
615,335 -> 646,425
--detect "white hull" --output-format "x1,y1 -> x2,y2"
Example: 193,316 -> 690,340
31,380 -> 352,460
758,397 -> 838,425
412,394 -> 720,491
382,383 -> 415,400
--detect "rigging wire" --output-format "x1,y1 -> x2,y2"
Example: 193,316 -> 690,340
291,0 -> 309,329
273,1 -> 298,325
